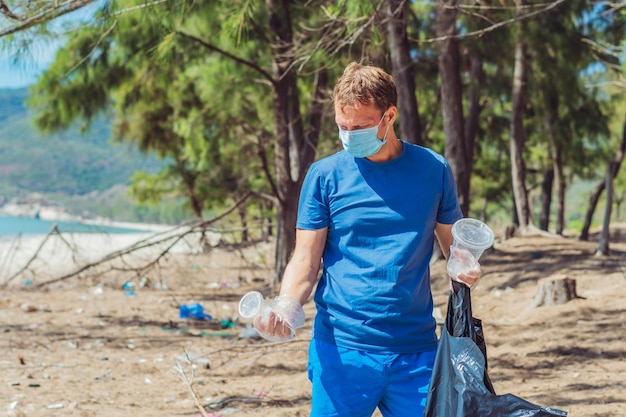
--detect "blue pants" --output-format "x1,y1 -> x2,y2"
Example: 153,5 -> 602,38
308,338 -> 436,417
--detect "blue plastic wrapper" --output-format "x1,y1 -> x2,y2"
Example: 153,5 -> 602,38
179,303 -> 212,320
424,280 -> 568,417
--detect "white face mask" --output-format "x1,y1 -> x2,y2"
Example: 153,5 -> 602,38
338,112 -> 389,158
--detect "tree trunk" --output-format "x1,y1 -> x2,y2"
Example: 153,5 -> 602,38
554,158 -> 566,235
270,64 -> 327,282
267,0 -> 306,285
581,114 -> 626,240
264,1 -> 329,285
436,0 -> 470,216
386,0 -> 422,145
596,161 -> 616,256
509,0 -> 532,231
464,55 -> 485,176
545,109 -> 565,235
539,167 -> 553,231
580,181 -> 603,241
177,160 -> 202,218
238,204 -> 248,243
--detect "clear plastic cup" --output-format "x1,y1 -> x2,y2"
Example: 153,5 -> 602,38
447,218 -> 494,279
238,291 -> 271,321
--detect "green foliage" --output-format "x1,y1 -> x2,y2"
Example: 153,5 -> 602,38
5,0 -> 625,236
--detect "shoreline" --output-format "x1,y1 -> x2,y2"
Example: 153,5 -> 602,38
0,213 -> 174,235
0,224 -> 220,284
0,197 -> 174,235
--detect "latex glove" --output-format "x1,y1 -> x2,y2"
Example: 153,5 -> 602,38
448,246 -> 482,289
253,295 -> 305,342
455,267 -> 481,289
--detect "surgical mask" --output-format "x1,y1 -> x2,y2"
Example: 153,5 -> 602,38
339,112 -> 389,158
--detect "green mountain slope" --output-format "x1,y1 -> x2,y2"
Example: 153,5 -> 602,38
0,88 -> 174,222
0,88 -> 164,197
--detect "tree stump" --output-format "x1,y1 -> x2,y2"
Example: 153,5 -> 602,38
531,275 -> 578,307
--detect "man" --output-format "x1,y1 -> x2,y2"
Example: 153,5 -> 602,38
254,61 -> 480,417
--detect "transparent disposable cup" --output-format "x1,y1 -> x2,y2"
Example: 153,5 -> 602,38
238,291 -> 271,321
447,218 -> 494,279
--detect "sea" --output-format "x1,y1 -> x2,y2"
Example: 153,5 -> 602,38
0,215 -> 155,238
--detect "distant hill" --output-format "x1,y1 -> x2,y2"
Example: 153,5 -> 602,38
0,87 -> 171,221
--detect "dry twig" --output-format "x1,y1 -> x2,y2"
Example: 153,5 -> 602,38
173,349 -> 210,417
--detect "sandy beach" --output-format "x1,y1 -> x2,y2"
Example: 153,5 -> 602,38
1,225 -> 625,417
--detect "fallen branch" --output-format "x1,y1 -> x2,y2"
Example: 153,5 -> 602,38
4,224 -> 74,285
206,394 -> 311,411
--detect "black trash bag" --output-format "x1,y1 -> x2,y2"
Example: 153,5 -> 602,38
424,280 -> 568,417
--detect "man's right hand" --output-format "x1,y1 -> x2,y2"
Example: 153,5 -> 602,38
252,294 -> 305,342
253,310 -> 295,342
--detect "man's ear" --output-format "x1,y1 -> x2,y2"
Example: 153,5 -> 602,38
386,106 -> 398,124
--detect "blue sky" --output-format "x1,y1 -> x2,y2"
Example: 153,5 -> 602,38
0,59 -> 49,88
0,3 -> 97,89
0,34 -> 63,88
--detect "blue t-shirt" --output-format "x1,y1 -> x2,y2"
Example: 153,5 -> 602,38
297,142 -> 462,353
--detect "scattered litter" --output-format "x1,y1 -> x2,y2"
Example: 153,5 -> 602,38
138,275 -> 150,288
179,303 -> 212,320
238,324 -> 260,339
47,403 -> 64,409
153,281 -> 168,290
220,317 -> 237,329
122,282 -> 136,296
208,281 -> 240,289
205,331 -> 232,337
20,303 -> 37,313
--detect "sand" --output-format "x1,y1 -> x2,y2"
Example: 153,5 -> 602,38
1,225 -> 625,417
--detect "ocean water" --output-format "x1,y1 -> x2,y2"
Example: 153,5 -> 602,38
0,215 -> 153,238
